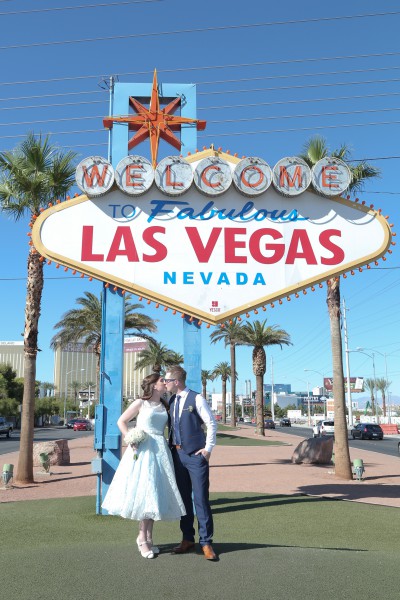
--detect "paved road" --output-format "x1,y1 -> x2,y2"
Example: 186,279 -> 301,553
0,427 -> 93,456
274,424 -> 400,458
2,424 -> 399,458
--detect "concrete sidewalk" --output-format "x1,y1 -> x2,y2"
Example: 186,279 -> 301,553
1,426 -> 399,507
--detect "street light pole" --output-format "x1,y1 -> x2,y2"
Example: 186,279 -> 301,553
342,298 -> 353,427
293,377 -> 311,425
87,383 -> 91,420
270,357 -> 275,422
64,368 -> 85,426
354,349 -> 378,422
304,369 -> 325,418
363,348 -> 393,422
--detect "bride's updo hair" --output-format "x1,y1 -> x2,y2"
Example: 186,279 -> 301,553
141,373 -> 161,399
141,372 -> 169,411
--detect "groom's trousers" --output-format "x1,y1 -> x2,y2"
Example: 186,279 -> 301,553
172,447 -> 214,546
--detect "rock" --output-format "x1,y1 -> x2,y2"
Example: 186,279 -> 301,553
291,436 -> 334,465
33,439 -> 70,466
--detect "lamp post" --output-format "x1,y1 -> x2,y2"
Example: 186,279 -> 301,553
354,349 -> 377,422
304,369 -> 326,418
358,348 -> 399,422
87,383 -> 92,420
296,378 -> 311,426
64,368 -> 85,425
342,298 -> 353,428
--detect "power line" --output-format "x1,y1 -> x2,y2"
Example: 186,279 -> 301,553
0,0 -> 164,17
5,104 -> 400,129
4,90 -> 400,115
4,117 -> 400,142
0,90 -> 104,103
1,11 -> 400,51
197,64 -> 400,87
200,92 -> 400,112
199,119 -> 400,137
0,99 -> 108,112
198,76 -> 400,96
2,50 -> 400,88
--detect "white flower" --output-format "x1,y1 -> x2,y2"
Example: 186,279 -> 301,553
183,405 -> 194,413
124,429 -> 147,459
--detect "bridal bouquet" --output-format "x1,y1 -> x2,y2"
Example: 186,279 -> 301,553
124,429 -> 147,460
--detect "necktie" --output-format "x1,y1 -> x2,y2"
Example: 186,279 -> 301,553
174,395 -> 181,445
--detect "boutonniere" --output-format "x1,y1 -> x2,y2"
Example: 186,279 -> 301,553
183,405 -> 194,413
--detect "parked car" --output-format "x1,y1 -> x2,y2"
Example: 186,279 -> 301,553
238,417 -> 244,422
280,418 -> 291,427
351,423 -> 384,440
320,420 -> 335,436
73,419 -> 92,431
264,419 -> 275,429
67,418 -> 81,429
0,416 -> 13,438
243,416 -> 252,423
312,421 -> 322,437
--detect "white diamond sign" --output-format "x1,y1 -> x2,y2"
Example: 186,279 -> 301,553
32,150 -> 392,324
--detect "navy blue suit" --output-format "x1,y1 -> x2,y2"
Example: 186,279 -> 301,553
169,390 -> 214,546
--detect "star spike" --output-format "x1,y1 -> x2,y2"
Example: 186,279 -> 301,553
103,69 -> 207,167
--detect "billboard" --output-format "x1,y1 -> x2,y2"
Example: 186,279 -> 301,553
324,377 -> 364,393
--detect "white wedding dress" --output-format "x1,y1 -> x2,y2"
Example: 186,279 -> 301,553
102,400 -> 186,521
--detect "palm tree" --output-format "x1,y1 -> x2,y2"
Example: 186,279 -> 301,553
68,381 -> 81,406
375,377 -> 390,418
210,319 -> 244,428
240,320 -> 291,436
83,380 -> 96,414
212,361 -> 232,424
201,369 -> 213,403
51,291 -> 157,394
135,340 -> 177,374
165,351 -> 184,368
41,382 -> 54,397
0,133 -> 77,484
363,378 -> 376,416
364,377 -> 376,415
300,136 -> 380,480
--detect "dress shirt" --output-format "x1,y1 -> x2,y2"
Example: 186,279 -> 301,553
174,387 -> 217,453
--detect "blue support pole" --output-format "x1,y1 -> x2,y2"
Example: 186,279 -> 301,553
96,79 -> 202,512
179,85 -> 202,392
98,287 -> 125,508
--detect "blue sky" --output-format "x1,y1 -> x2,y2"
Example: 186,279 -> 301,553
0,0 -> 400,404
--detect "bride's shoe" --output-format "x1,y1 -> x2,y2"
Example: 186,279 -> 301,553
136,537 -> 155,559
147,537 -> 160,554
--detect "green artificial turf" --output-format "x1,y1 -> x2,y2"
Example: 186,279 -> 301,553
1,493 -> 399,600
217,424 -> 238,431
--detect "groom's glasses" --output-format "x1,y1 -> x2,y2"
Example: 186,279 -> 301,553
163,378 -> 176,383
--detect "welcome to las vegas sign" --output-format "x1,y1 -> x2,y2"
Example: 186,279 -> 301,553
32,148 -> 392,325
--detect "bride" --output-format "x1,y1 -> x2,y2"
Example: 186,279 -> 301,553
102,373 -> 186,558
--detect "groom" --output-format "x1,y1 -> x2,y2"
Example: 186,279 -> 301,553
165,365 -> 217,560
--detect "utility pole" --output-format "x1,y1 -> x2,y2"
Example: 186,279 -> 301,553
342,298 -> 353,427
270,357 -> 275,422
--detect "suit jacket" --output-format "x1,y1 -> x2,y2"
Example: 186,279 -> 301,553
169,390 -> 206,454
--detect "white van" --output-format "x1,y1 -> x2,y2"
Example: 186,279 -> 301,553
320,420 -> 334,435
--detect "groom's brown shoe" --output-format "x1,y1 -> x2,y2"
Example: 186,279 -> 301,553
172,540 -> 195,554
202,544 -> 217,560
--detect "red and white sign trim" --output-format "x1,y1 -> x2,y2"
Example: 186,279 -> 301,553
33,148 -> 392,325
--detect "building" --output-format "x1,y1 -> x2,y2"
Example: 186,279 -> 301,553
53,336 -> 152,400
264,383 -> 292,395
272,392 -> 302,410
211,392 -> 232,413
0,341 -> 24,378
